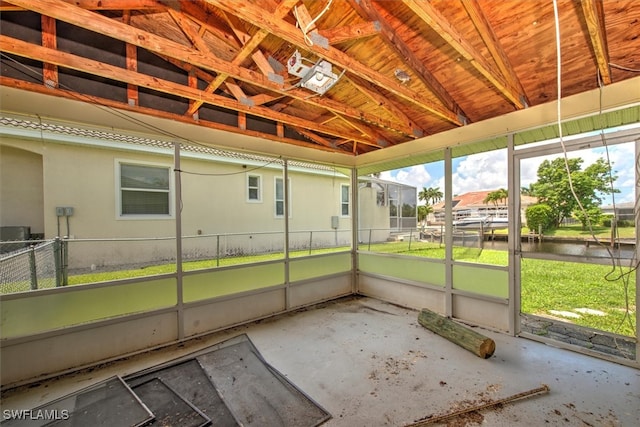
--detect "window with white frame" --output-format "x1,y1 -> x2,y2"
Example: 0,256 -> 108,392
275,177 -> 291,217
247,174 -> 262,202
117,161 -> 171,217
340,184 -> 350,216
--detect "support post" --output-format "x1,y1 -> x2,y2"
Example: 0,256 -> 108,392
174,142 -> 184,340
62,239 -> 68,286
53,237 -> 62,287
28,245 -> 38,290
216,234 -> 220,267
444,148 -> 453,317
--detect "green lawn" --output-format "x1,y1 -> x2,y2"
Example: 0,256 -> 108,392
543,224 -> 635,239
67,246 -> 349,285
491,224 -> 635,239
61,237 -> 636,338
520,258 -> 636,337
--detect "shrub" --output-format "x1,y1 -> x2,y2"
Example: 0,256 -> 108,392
603,218 -> 635,228
526,204 -> 554,232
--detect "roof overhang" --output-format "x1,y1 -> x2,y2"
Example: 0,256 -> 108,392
2,75 -> 638,174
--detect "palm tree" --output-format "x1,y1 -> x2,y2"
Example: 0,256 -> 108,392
483,191 -> 499,206
418,187 -> 431,206
418,187 -> 442,226
428,187 -> 443,205
419,186 -> 443,206
483,189 -> 508,206
496,188 -> 508,205
417,205 -> 433,223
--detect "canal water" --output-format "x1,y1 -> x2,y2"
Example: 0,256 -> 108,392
481,239 -> 636,260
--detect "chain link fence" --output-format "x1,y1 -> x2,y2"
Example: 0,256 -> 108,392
0,229 -> 353,294
0,239 -> 64,294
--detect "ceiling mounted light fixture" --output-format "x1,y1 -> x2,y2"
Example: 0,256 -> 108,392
287,50 -> 342,96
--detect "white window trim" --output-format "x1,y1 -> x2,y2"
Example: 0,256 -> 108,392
246,173 -> 262,203
115,159 -> 174,220
274,176 -> 292,218
340,183 -> 350,217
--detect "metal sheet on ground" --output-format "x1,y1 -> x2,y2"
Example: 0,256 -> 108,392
126,359 -> 238,426
197,338 -> 331,427
131,378 -> 211,427
0,376 -> 153,427
125,334 -> 331,427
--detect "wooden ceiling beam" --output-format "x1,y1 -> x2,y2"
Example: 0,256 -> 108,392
204,0 -> 464,127
224,79 -> 248,101
123,11 -> 139,106
290,126 -> 334,148
179,2 -> 399,141
461,0 -> 529,107
344,75 -> 424,138
0,35 -> 376,146
349,0 -> 465,122
332,113 -> 389,148
1,75 -> 348,154
219,8 -> 253,46
167,8 -> 210,53
402,0 -> 526,109
0,0 -> 163,11
248,93 -> 283,106
319,21 -> 380,45
9,0 -> 401,138
41,15 -> 58,89
176,0 -> 243,51
168,9 -> 253,104
580,0 -> 611,84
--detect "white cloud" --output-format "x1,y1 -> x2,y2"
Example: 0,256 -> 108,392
380,165 -> 432,189
452,150 -> 507,194
380,140 -> 635,203
521,142 -> 636,203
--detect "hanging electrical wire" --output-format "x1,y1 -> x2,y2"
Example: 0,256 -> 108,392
551,0 -> 636,337
177,156 -> 283,177
293,0 -> 333,46
609,62 -> 640,73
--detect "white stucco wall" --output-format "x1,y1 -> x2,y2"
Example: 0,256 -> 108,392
0,144 -> 44,235
0,136 -> 355,269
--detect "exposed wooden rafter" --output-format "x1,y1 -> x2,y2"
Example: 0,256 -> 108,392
7,0 -> 403,144
348,0 -> 466,123
204,0 -> 464,127
318,21 -> 380,46
40,15 -> 57,89
183,0 -> 296,116
402,0 -> 526,109
580,0 -> 611,84
0,75 -> 345,154
0,0 -> 163,11
344,75 -> 424,138
1,0 -> 637,156
460,0 -> 529,107
122,11 -> 139,106
0,35 -> 376,146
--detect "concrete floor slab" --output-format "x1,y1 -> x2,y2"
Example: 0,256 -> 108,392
1,296 -> 638,426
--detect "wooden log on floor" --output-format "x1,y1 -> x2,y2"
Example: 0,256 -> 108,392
417,308 -> 495,358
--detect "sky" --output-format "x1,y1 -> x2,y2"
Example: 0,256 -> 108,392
380,137 -> 637,207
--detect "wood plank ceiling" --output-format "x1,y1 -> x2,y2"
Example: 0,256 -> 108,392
1,0 -> 639,155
